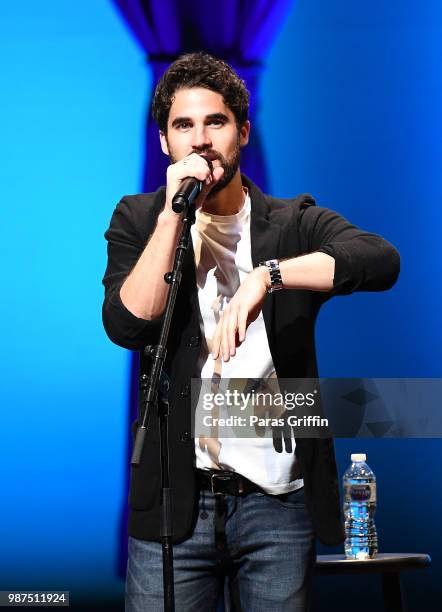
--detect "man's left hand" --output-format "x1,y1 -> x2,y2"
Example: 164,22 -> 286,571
212,267 -> 270,362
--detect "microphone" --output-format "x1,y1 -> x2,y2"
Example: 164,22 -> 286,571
171,155 -> 213,214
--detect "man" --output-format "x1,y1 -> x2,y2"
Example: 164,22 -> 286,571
102,53 -> 400,611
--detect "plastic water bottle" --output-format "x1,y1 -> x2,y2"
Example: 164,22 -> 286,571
343,453 -> 378,559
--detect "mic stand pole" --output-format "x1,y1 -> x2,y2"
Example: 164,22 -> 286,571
130,199 -> 196,612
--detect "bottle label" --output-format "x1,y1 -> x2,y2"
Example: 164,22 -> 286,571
344,483 -> 376,502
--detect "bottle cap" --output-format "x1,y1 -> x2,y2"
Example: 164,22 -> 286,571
351,453 -> 366,462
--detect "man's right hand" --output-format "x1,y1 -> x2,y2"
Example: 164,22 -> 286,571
164,153 -> 224,215
120,154 -> 224,320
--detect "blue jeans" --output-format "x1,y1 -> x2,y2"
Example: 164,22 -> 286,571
126,486 -> 316,611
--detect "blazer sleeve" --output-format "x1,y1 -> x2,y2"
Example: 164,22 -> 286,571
102,195 -> 164,350
298,205 -> 400,295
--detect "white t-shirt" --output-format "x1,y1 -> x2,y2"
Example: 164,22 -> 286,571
191,190 -> 303,494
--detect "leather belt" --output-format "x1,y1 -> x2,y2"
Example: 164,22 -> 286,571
197,468 -> 262,496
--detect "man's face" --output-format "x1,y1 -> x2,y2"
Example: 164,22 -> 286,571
160,87 -> 250,194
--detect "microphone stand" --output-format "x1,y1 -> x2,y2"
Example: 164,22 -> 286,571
130,197 -> 197,612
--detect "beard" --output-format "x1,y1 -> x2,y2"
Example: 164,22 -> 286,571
167,137 -> 241,196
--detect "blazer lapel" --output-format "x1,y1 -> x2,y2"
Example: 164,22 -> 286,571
243,175 -> 281,333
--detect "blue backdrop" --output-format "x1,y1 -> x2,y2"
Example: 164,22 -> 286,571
1,1 -> 440,610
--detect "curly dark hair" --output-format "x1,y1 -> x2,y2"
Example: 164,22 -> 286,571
151,52 -> 250,133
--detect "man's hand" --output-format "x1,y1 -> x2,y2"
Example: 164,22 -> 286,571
212,266 -> 270,362
163,153 -> 224,216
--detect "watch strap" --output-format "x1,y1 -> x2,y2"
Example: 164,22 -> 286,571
259,259 -> 283,293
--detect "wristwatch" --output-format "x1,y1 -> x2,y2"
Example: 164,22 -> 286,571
259,259 -> 284,293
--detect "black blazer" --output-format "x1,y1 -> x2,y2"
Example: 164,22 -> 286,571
102,175 -> 400,546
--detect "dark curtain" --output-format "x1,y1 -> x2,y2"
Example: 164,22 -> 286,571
110,0 -> 295,579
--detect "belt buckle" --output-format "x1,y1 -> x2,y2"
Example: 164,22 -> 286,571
210,471 -> 244,496
210,471 -> 223,496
